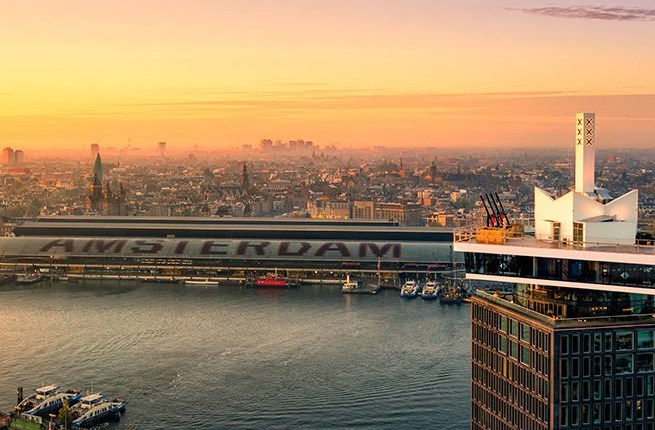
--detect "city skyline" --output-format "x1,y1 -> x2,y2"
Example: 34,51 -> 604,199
2,0 -> 655,150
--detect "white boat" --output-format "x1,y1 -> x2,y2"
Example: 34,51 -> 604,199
400,280 -> 420,298
71,393 -> 127,428
16,385 -> 81,417
16,273 -> 44,284
421,281 -> 439,300
342,274 -> 361,293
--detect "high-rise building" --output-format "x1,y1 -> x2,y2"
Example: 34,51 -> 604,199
455,113 -> 655,430
14,150 -> 24,164
90,143 -> 100,159
158,142 -> 166,157
2,147 -> 14,165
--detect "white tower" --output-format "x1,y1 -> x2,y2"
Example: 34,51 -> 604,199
575,112 -> 595,194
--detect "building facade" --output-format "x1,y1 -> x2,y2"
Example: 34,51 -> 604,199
457,113 -> 655,430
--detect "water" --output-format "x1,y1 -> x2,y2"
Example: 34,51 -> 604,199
0,281 -> 471,429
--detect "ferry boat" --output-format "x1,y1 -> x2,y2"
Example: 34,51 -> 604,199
248,269 -> 298,288
16,273 -> 44,285
71,393 -> 126,428
421,281 -> 440,300
16,385 -> 81,417
400,280 -> 420,298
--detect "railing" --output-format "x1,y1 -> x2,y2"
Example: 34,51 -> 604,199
454,227 -> 655,255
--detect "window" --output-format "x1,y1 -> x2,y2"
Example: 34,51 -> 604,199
552,221 -> 561,241
617,331 -> 634,351
572,334 -> 580,354
573,222 -> 584,245
638,331 -> 653,349
637,353 -> 654,373
594,333 -> 603,352
561,335 -> 569,354
617,354 -> 634,374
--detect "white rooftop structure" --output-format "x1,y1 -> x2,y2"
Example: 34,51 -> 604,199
534,113 -> 638,247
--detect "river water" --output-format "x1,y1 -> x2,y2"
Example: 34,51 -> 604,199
0,281 -> 470,429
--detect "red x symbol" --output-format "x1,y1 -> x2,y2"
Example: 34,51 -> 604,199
577,138 -> 582,145
577,128 -> 582,135
586,138 -> 593,145
586,128 -> 593,135
586,118 -> 593,125
577,119 -> 583,126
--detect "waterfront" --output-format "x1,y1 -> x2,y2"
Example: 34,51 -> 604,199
0,282 -> 470,429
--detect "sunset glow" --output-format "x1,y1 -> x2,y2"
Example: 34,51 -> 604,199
2,0 -> 655,150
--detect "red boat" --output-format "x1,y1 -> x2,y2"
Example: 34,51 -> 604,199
249,271 -> 299,288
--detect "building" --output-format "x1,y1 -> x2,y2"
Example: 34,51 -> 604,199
2,147 -> 14,165
14,150 -> 24,164
353,201 -> 423,226
90,143 -> 100,158
455,113 -> 655,430
158,142 -> 166,157
4,217 -> 460,282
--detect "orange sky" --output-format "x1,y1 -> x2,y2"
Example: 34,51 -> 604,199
2,0 -> 655,151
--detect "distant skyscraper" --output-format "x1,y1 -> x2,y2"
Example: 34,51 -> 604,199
158,142 -> 166,157
90,143 -> 100,159
2,147 -> 14,165
260,139 -> 273,150
14,150 -> 24,164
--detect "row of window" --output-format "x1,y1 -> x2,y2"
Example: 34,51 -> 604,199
560,399 -> 655,427
561,353 -> 655,379
560,331 -> 655,355
465,252 -> 655,289
560,376 -> 655,403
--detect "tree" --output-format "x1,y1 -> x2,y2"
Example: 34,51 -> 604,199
58,400 -> 73,430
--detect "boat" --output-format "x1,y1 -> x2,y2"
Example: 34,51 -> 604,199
15,273 -> 44,285
184,278 -> 220,287
71,393 -> 126,428
16,385 -> 81,417
248,269 -> 298,288
400,280 -> 420,298
440,285 -> 464,304
421,281 -> 440,300
342,274 -> 361,293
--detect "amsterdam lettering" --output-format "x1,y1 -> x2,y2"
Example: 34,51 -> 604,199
37,239 -> 403,260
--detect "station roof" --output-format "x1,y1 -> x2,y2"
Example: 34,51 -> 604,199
15,221 -> 453,242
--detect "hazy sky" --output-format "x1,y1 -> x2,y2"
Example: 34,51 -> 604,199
2,0 -> 655,151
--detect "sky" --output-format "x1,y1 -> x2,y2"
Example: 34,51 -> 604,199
1,0 -> 655,152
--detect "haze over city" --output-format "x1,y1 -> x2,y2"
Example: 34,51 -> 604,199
2,0 -> 655,152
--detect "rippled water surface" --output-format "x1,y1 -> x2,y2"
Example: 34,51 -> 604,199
0,281 -> 470,429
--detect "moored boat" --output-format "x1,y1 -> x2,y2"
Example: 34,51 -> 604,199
16,273 -> 44,285
439,286 -> 463,304
400,280 -> 420,298
342,274 -> 361,293
16,385 -> 81,417
248,269 -> 298,288
70,393 -> 126,428
421,281 -> 439,300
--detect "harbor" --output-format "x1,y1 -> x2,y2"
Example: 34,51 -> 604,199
0,281 -> 471,430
